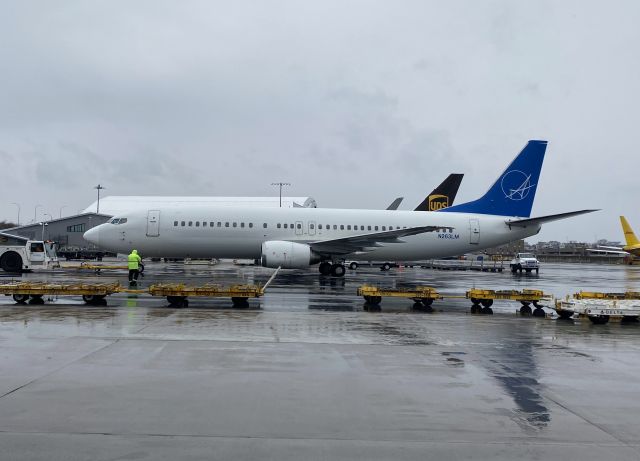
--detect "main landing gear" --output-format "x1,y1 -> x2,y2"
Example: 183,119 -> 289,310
319,261 -> 346,277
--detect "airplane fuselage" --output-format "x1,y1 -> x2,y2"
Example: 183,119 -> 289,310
86,206 -> 540,261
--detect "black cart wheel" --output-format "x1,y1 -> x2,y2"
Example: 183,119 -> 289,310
480,299 -> 493,308
520,304 -> 532,316
589,315 -> 610,325
481,306 -> 494,315
12,293 -> 29,304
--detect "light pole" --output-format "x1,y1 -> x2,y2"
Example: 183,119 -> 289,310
59,205 -> 67,219
271,182 -> 291,208
94,184 -> 105,213
42,214 -> 52,240
10,202 -> 20,226
34,204 -> 42,223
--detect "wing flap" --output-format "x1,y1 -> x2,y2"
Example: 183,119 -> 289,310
310,225 -> 448,256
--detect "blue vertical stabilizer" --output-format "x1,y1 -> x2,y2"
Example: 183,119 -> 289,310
440,140 -> 547,217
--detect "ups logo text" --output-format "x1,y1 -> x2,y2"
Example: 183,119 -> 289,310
428,194 -> 449,211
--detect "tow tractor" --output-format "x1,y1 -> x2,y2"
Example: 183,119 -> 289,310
0,232 -> 59,272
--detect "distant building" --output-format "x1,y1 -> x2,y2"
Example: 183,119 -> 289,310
4,213 -> 111,254
83,196 -> 318,216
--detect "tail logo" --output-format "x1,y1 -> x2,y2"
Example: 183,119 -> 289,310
428,194 -> 449,211
500,170 -> 536,201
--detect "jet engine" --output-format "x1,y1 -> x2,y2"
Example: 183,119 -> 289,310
261,241 -> 321,269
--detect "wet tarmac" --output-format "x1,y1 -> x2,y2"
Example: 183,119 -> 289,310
1,262 -> 639,460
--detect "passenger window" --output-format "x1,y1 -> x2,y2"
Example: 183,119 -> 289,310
360,226 -> 364,231
263,223 -> 267,228
318,224 -> 322,230
249,223 -> 253,228
297,223 -> 301,229
210,222 -> 214,227
225,222 -> 229,227
196,222 -> 200,227
202,222 -> 207,227
277,223 -> 281,229
233,222 -> 237,228
181,221 -> 185,226
284,223 -> 288,229
290,224 -> 294,229
310,224 -> 315,229
217,222 -> 222,227
174,221 -> 178,226
368,226 -> 371,231
375,226 -> 379,231
340,225 -> 344,230
188,221 -> 193,227
326,224 -> 330,229
382,226 -> 386,231
241,223 -> 245,228
347,225 -> 351,230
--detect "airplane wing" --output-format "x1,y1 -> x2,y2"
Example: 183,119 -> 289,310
505,210 -> 599,228
586,247 -> 628,255
309,225 -> 449,256
386,197 -> 404,210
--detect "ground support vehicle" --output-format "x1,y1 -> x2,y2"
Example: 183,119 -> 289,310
0,282 -> 120,305
148,283 -> 265,307
555,291 -> 640,324
510,253 -> 540,274
357,285 -> 442,311
0,240 -> 59,272
466,289 -> 549,316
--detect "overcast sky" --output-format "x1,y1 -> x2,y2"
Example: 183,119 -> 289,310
1,1 -> 638,242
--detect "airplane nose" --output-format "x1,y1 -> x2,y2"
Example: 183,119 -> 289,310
83,226 -> 100,245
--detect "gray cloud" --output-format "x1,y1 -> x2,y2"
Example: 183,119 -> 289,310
1,1 -> 639,241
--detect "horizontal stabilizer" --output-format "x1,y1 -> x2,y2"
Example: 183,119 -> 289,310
506,209 -> 599,228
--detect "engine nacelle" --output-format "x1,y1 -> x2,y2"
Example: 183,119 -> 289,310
261,241 -> 321,269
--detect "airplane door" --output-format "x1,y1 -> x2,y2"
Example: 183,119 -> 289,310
469,218 -> 480,244
308,221 -> 316,236
147,210 -> 160,237
295,221 -> 303,236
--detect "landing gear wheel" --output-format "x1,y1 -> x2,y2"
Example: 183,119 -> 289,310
520,305 -> 532,316
12,294 -> 29,304
480,299 -> 493,308
589,315 -> 610,325
330,264 -> 346,277
232,297 -> 250,307
381,263 -> 391,271
319,262 -> 332,276
532,308 -> 546,318
167,296 -> 188,308
481,307 -> 493,315
349,262 -> 358,270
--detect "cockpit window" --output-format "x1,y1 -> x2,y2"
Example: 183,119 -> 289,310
110,218 -> 120,224
119,218 -> 127,224
110,218 -> 128,225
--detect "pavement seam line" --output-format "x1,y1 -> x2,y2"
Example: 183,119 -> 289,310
0,339 -> 119,402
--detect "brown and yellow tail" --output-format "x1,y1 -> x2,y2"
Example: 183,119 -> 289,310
620,216 -> 640,247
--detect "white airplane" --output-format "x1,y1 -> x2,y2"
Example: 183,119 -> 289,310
84,140 -> 596,277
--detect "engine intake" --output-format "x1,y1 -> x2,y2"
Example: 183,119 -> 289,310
261,241 -> 321,269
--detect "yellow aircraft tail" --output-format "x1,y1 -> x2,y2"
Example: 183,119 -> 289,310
620,216 -> 640,246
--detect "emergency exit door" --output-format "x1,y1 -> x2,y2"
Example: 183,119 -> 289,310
147,210 -> 160,237
469,218 -> 480,244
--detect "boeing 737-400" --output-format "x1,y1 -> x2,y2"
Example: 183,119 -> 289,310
84,140 -> 596,277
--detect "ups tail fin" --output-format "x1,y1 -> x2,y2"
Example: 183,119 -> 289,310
441,140 -> 547,217
414,173 -> 464,211
620,216 -> 640,246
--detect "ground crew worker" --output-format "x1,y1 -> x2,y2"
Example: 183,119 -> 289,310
128,249 -> 142,284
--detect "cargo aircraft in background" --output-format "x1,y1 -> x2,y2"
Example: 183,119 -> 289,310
84,140 -> 597,277
587,216 -> 640,260
385,173 -> 464,211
